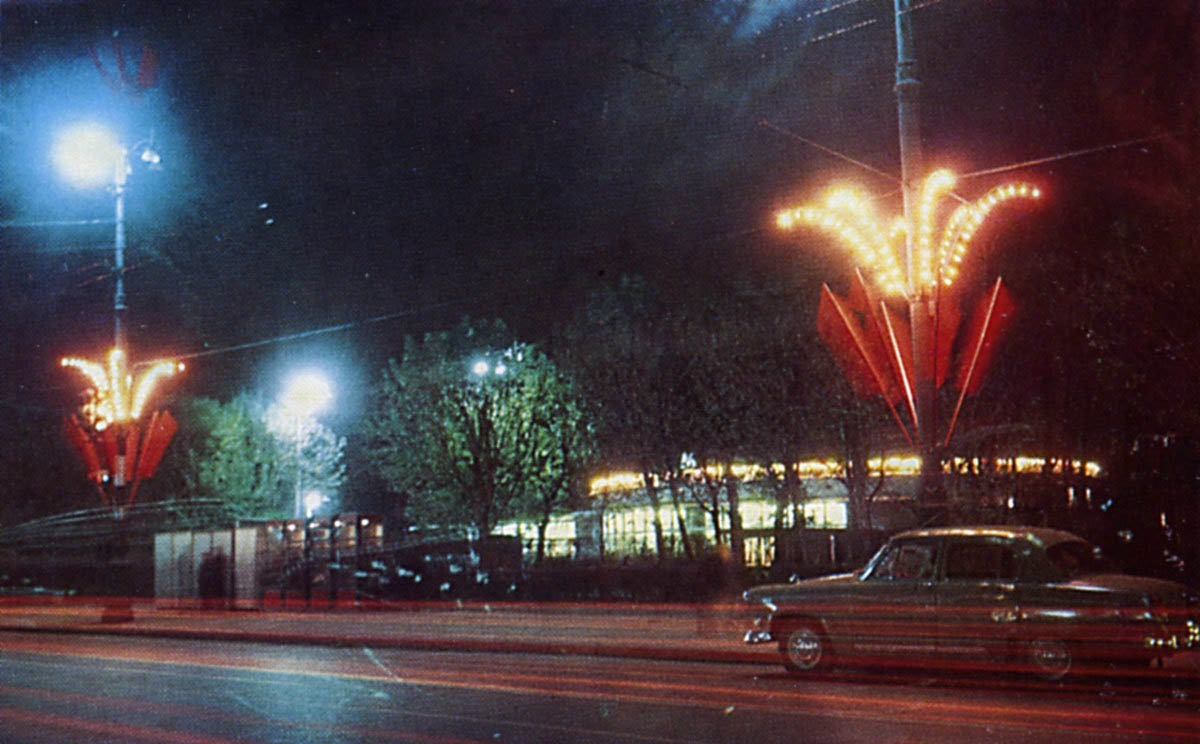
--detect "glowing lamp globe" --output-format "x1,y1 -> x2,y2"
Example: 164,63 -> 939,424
303,489 -> 326,517
52,122 -> 124,189
282,370 -> 333,419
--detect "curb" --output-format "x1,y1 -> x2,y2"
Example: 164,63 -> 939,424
0,619 -> 773,667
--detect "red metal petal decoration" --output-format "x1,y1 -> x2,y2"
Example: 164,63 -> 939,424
62,415 -> 103,484
932,286 -> 963,390
944,278 -> 1018,446
136,409 -> 178,481
817,284 -> 914,446
817,285 -> 883,398
954,278 -> 1017,395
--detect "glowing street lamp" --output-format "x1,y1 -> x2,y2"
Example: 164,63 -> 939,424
471,359 -> 508,378
303,489 -> 327,519
51,122 -> 124,190
281,370 -> 334,420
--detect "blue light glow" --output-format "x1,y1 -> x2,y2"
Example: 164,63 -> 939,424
52,121 -> 123,189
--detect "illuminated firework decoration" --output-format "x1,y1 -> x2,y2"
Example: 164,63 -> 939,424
776,169 -> 1039,299
777,169 -> 1040,448
60,347 -> 183,509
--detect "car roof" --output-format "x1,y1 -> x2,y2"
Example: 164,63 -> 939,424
893,525 -> 1085,548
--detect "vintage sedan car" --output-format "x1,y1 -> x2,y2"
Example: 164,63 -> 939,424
744,526 -> 1199,679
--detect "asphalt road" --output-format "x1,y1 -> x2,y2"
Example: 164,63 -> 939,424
2,631 -> 1198,743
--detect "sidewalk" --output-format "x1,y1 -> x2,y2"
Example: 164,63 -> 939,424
0,597 -> 775,666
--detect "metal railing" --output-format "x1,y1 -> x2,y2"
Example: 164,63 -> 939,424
0,499 -> 236,551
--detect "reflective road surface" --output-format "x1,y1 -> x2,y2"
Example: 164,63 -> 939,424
1,632 -> 1198,743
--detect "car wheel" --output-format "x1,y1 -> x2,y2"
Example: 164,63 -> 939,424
1028,637 -> 1072,681
779,621 -> 831,674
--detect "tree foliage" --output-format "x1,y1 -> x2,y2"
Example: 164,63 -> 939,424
565,272 -> 897,562
163,393 -> 345,519
563,277 -> 688,558
509,346 -> 597,563
364,320 -> 595,538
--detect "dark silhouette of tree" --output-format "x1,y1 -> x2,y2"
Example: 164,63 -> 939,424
565,277 -> 690,560
0,407 -> 94,525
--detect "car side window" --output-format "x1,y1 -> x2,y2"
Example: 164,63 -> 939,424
944,539 -> 1017,582
867,540 -> 937,581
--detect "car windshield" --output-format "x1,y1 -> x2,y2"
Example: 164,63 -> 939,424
1045,539 -> 1111,580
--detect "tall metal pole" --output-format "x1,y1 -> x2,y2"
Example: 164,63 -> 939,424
294,417 -> 304,520
894,0 -> 941,514
112,151 -> 129,353
110,152 -> 131,514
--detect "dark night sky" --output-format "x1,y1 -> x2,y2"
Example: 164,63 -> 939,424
1,0 -> 1197,428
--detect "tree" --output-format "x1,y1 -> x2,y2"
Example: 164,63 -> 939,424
265,396 -> 348,518
0,405 -> 94,525
564,277 -> 693,560
674,273 -> 887,561
364,320 -> 595,538
567,271 -> 893,566
164,393 -> 345,519
173,395 -> 285,516
506,346 -> 596,564
362,321 -> 506,531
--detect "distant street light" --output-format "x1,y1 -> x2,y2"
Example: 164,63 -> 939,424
303,489 -> 326,519
281,369 -> 334,420
471,359 -> 507,378
279,370 -> 334,519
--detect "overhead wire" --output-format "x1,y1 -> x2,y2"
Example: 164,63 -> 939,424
175,305 -> 436,362
759,119 -> 901,185
959,133 -> 1174,179
763,117 -> 1173,204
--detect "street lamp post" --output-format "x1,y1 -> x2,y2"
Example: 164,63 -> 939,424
52,121 -> 178,612
51,122 -> 160,352
770,1 -> 1042,518
279,370 -> 333,519
53,122 -> 178,515
893,0 -> 946,509
112,142 -> 128,351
